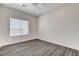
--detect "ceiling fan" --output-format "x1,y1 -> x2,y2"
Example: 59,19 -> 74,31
22,3 -> 46,13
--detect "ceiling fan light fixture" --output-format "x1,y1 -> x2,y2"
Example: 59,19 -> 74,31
21,3 -> 44,14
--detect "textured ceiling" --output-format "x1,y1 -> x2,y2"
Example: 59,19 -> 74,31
2,3 -> 64,16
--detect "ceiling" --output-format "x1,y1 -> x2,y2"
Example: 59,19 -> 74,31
2,3 -> 64,16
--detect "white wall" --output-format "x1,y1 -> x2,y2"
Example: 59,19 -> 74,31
0,5 -> 38,47
39,4 -> 79,50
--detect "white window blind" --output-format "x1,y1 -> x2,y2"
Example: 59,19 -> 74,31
10,18 -> 29,36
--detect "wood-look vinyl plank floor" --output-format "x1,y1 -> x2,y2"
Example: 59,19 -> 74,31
0,39 -> 79,56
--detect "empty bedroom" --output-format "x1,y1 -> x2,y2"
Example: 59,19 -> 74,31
0,3 -> 79,56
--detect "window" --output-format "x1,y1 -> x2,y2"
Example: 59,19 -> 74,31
10,18 -> 29,36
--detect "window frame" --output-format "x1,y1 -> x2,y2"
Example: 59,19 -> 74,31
10,17 -> 30,37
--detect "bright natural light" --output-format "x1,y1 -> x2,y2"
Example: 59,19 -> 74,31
10,18 -> 29,36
